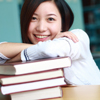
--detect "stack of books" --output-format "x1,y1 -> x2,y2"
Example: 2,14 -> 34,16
0,57 -> 71,100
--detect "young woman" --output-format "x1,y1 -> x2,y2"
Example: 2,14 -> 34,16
0,0 -> 100,85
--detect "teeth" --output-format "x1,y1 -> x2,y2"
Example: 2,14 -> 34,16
36,35 -> 48,39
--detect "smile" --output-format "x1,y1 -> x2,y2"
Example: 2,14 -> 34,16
35,35 -> 49,39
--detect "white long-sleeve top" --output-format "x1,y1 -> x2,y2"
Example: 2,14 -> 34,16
0,29 -> 100,85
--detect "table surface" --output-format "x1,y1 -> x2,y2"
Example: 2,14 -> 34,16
48,85 -> 100,100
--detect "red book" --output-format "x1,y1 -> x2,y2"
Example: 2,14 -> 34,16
0,69 -> 64,85
0,56 -> 71,75
1,77 -> 66,95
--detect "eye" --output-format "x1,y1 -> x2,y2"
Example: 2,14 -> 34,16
48,17 -> 55,21
32,17 -> 37,21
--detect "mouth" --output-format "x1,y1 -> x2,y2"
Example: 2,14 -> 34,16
35,35 -> 49,39
34,35 -> 50,41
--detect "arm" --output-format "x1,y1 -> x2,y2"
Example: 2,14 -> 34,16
21,38 -> 71,62
0,42 -> 33,63
0,42 -> 33,58
3,30 -> 79,63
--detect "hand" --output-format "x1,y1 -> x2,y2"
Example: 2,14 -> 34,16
55,31 -> 79,43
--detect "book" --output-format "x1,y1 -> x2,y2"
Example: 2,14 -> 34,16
0,69 -> 64,85
1,77 -> 66,95
0,56 -> 71,75
0,87 -> 62,100
12,87 -> 62,100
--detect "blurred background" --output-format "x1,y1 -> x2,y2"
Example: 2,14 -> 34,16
0,0 -> 100,68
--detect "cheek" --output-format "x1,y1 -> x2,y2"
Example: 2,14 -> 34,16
50,23 -> 62,35
28,22 -> 34,33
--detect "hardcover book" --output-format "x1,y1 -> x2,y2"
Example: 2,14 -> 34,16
11,87 -> 62,100
0,57 -> 71,75
1,77 -> 66,95
0,87 -> 62,100
0,69 -> 64,85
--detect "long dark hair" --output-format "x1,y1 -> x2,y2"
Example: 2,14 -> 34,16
20,0 -> 74,43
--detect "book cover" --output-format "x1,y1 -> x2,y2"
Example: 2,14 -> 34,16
0,57 -> 71,75
1,77 -> 66,95
0,69 -> 64,85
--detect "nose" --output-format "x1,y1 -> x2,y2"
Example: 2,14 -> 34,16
36,20 -> 47,32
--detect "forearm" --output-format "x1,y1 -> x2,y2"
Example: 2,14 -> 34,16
0,42 -> 33,58
6,52 -> 21,63
21,38 -> 70,62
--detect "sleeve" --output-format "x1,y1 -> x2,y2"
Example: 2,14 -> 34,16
21,39 -> 70,61
0,42 -> 10,64
69,29 -> 90,60
0,42 -> 7,44
0,53 -> 10,64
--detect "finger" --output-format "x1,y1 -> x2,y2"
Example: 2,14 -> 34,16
68,33 -> 79,41
65,33 -> 79,43
71,35 -> 79,43
72,34 -> 79,42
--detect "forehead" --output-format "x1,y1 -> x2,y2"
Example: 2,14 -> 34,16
34,1 -> 60,14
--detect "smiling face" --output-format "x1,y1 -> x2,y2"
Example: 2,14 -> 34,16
28,1 -> 62,44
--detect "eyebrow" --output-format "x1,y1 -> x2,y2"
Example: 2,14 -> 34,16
47,14 -> 57,17
32,13 -> 38,16
33,13 -> 57,17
